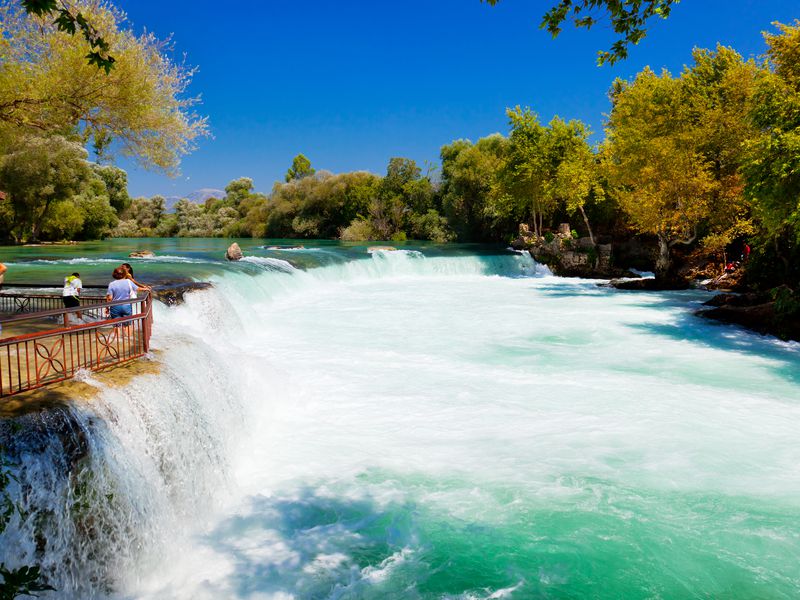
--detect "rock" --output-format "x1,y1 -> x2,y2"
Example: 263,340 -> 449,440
608,277 -> 691,291
225,243 -> 243,261
529,238 -> 633,279
702,292 -> 770,307
368,246 -> 397,252
696,289 -> 800,341
557,223 -> 572,237
128,250 -> 155,258
151,281 -> 213,307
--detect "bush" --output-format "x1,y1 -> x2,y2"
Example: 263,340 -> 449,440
340,219 -> 376,241
544,232 -> 555,243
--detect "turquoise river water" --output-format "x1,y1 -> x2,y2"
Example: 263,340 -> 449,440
0,238 -> 799,599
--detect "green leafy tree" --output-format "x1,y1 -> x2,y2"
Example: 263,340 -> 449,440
114,195 -> 166,237
493,107 -> 554,238
0,135 -> 92,241
542,117 -> 604,244
285,154 -> 315,182
91,164 -> 130,213
440,134 -> 508,241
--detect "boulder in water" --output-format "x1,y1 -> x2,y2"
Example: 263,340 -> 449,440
129,250 -> 155,258
225,243 -> 243,261
367,246 -> 397,253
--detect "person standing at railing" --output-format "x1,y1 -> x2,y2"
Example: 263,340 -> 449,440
105,267 -> 138,329
121,263 -> 151,313
62,272 -> 83,321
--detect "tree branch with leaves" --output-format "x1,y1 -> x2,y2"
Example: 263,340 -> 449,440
482,0 -> 679,65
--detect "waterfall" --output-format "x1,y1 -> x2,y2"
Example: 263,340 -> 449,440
2,245 -> 798,599
0,249 -> 546,598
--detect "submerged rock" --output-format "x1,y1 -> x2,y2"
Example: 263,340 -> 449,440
368,246 -> 397,252
128,250 -> 155,258
225,243 -> 243,261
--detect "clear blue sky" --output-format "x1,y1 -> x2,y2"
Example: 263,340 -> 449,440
116,0 -> 800,198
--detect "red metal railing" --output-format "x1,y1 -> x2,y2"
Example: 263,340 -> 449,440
0,292 -> 154,397
0,292 -> 107,316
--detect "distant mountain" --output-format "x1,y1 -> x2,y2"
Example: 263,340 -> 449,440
165,188 -> 225,211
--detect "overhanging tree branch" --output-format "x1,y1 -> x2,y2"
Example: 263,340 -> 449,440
482,0 -> 679,65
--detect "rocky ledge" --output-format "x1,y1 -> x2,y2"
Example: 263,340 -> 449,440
513,223 -> 637,279
696,288 -> 800,342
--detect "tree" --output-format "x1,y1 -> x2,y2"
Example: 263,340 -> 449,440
0,135 -> 92,241
494,107 -> 554,238
269,171 -> 379,239
91,164 -> 130,213
285,154 -> 315,182
545,117 -> 604,245
0,1 -> 208,174
114,195 -> 166,237
604,68 -> 715,278
681,46 -> 758,261
440,134 -> 508,241
741,21 -> 800,286
483,0 -> 679,65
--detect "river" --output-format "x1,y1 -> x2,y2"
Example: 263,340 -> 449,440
1,239 -> 799,599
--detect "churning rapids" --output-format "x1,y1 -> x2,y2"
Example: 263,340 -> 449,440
1,241 -> 799,599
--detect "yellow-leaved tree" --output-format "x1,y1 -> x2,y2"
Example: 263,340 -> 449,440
604,68 -> 716,279
0,0 -> 207,174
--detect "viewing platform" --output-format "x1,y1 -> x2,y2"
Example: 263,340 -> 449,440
0,285 -> 153,397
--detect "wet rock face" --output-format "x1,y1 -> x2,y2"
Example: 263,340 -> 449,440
512,222 -> 636,279
151,281 -> 213,307
128,251 -> 155,258
225,243 -> 243,261
1,407 -> 91,471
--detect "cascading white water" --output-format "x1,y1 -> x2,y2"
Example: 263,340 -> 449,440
2,246 -> 799,599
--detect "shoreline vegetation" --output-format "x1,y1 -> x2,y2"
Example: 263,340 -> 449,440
1,11 -> 799,339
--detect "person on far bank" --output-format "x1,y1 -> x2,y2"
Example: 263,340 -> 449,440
62,272 -> 83,320
106,267 -> 138,324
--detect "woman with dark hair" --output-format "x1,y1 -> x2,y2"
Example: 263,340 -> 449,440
121,263 -> 151,294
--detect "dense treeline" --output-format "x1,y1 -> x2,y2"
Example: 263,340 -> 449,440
0,4 -> 799,293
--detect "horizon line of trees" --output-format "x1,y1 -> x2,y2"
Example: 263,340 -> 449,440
1,16 -> 800,290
